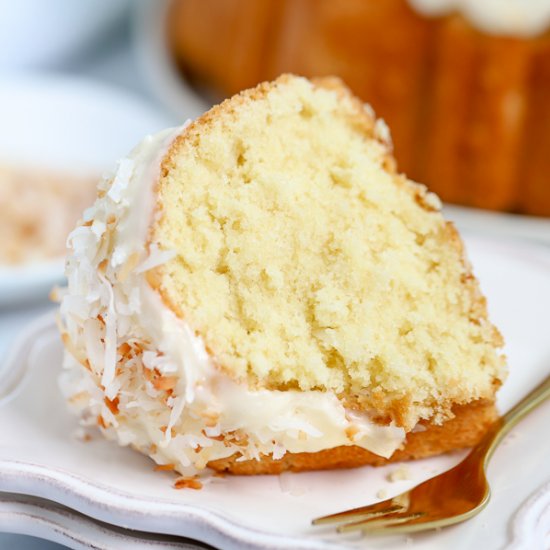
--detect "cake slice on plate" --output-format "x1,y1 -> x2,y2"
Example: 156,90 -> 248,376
60,75 -> 505,475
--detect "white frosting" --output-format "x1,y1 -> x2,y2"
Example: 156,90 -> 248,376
408,0 -> 550,37
60,126 -> 405,476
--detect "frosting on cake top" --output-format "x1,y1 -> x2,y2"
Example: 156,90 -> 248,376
409,0 -> 550,37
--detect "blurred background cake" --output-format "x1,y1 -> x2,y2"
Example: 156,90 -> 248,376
0,166 -> 96,265
166,0 -> 550,216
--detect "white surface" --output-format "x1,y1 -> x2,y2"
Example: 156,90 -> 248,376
1,235 -> 549,550
0,74 -> 172,307
0,74 -> 171,173
133,0 -> 210,119
445,205 -> 550,248
0,0 -> 129,69
0,301 -> 54,365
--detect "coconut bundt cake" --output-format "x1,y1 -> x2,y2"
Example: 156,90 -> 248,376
59,75 -> 505,476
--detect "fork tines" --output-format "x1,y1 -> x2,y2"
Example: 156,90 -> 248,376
312,498 -> 407,526
337,512 -> 425,533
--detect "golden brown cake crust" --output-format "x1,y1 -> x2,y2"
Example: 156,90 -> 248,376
207,399 -> 498,474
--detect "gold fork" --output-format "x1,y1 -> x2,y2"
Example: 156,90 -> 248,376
312,373 -> 550,535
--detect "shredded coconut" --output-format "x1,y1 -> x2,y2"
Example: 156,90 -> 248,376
59,125 -> 406,476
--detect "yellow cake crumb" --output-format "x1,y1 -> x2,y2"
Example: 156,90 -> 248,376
387,466 -> 411,482
150,75 -> 504,429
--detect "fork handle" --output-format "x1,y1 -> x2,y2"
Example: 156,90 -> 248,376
484,372 -> 550,463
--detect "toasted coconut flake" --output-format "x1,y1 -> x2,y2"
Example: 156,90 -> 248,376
104,396 -> 120,415
153,375 -> 178,391
202,429 -> 225,442
117,342 -> 132,357
346,425 -> 360,441
97,415 -> 107,429
201,410 -> 220,428
227,430 -> 249,447
143,367 -> 155,383
144,365 -> 179,392
154,463 -> 176,471
174,476 -> 202,490
160,425 -> 176,437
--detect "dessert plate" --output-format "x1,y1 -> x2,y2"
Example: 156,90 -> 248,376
0,492 -> 208,550
1,235 -> 550,550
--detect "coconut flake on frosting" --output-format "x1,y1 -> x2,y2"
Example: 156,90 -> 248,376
408,0 -> 550,37
59,125 -> 406,476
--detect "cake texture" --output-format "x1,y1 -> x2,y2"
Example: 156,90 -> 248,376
60,75 -> 505,476
167,0 -> 550,216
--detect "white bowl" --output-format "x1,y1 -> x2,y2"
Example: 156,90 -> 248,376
0,74 -> 172,307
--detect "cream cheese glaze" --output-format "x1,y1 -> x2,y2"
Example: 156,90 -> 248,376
408,0 -> 550,37
59,125 -> 406,476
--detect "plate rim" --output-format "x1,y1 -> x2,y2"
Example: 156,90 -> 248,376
0,457 -> 341,550
0,491 -> 205,550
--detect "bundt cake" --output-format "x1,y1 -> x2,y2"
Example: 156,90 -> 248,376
59,75 -> 505,476
167,0 -> 550,216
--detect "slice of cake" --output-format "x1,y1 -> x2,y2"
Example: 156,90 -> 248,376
59,75 -> 505,476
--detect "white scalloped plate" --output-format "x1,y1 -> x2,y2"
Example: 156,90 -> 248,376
1,235 -> 550,550
0,492 -> 208,550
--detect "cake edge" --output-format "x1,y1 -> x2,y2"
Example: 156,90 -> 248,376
208,398 -> 498,474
